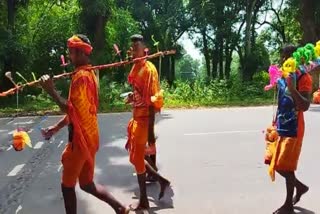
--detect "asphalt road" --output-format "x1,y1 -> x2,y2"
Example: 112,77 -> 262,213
1,106 -> 320,214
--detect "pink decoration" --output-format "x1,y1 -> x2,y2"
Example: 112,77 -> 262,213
113,44 -> 121,55
264,65 -> 281,91
60,55 -> 68,67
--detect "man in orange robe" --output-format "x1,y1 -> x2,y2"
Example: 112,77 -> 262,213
40,34 -> 129,214
270,45 -> 312,214
126,34 -> 169,211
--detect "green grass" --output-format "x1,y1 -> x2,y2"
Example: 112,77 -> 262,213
0,97 -> 274,117
164,98 -> 274,108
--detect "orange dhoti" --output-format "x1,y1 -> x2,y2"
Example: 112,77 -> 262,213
62,142 -> 97,187
127,116 -> 149,174
268,137 -> 302,181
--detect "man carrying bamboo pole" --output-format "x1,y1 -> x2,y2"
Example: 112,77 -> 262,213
125,34 -> 170,211
40,34 -> 129,214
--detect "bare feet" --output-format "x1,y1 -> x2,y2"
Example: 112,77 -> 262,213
273,205 -> 294,214
159,179 -> 170,200
129,201 -> 150,211
293,184 -> 309,205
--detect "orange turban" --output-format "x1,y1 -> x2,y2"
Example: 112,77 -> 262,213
67,35 -> 93,55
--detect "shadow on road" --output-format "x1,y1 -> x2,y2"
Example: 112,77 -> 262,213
129,183 -> 175,214
76,112 -> 175,213
294,206 -> 316,214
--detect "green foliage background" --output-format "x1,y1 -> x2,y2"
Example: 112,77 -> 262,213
0,0 -> 318,115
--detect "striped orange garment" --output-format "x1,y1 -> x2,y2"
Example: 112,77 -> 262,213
67,65 -> 99,164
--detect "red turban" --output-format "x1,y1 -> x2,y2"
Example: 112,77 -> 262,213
67,35 -> 93,55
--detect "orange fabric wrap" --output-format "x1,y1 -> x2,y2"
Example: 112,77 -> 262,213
127,118 -> 148,174
128,61 -> 163,110
61,65 -> 99,187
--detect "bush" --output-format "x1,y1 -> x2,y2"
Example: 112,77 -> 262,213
162,72 -> 273,107
0,71 -> 274,115
98,76 -> 132,112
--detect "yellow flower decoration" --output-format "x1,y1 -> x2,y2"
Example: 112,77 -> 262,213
281,57 -> 296,78
315,40 -> 320,58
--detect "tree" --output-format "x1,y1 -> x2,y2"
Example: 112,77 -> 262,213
78,0 -> 114,64
239,0 -> 268,81
257,0 -> 302,63
188,0 -> 245,80
105,7 -> 140,83
125,0 -> 190,85
297,0 -> 320,43
176,54 -> 200,81
0,0 -> 29,91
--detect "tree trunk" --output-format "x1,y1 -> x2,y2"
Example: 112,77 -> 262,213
1,0 -> 15,91
161,57 -> 173,85
225,46 -> 232,80
7,0 -> 14,30
202,29 -> 211,79
170,56 -> 175,83
218,38 -> 224,79
299,0 -> 318,43
212,48 -> 218,79
237,47 -> 244,80
92,15 -> 107,63
241,0 -> 257,81
244,0 -> 257,58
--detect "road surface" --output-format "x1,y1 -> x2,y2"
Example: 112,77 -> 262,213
0,106 -> 320,214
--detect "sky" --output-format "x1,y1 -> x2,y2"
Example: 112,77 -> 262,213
178,33 -> 202,61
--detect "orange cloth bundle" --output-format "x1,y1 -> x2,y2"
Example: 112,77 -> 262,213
264,126 -> 278,165
313,89 -> 320,104
12,130 -> 32,151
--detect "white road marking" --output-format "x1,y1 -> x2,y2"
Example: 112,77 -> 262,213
34,141 -> 44,149
57,164 -> 63,172
6,145 -> 13,151
8,130 -> 15,135
14,120 -> 34,125
184,130 -> 261,136
7,120 -> 14,125
0,129 -> 8,133
15,205 -> 22,214
8,164 -> 25,176
27,128 -> 33,133
57,140 -> 64,148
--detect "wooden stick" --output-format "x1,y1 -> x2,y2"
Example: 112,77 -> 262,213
0,50 -> 176,97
